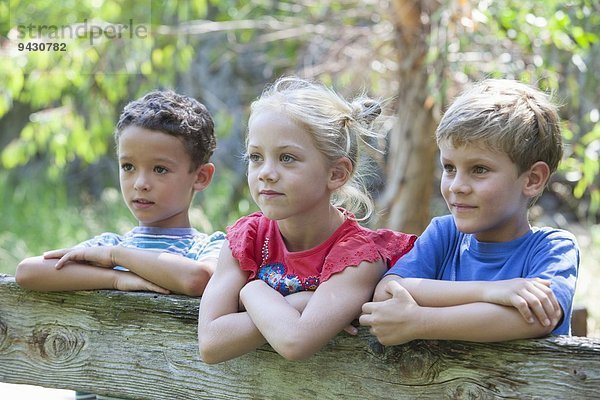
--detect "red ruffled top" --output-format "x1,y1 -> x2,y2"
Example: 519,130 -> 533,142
227,211 -> 416,295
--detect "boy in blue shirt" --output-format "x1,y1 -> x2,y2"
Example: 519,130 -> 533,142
16,90 -> 224,297
360,79 -> 579,344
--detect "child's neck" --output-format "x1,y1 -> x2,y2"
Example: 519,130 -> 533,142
278,206 -> 345,252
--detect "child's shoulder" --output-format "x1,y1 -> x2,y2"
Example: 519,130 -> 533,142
228,212 -> 266,232
529,225 -> 579,249
77,231 -> 124,247
356,224 -> 416,250
345,220 -> 417,268
226,212 -> 269,245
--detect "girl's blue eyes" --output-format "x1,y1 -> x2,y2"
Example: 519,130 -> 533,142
247,154 -> 296,163
248,154 -> 261,162
120,164 -> 168,174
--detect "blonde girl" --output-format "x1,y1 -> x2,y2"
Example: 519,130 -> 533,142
198,76 -> 415,362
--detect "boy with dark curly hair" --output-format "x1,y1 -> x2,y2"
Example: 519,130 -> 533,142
16,90 -> 224,297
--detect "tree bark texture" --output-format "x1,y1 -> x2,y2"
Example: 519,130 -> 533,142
377,0 -> 440,234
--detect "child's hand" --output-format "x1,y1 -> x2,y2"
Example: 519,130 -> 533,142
372,275 -> 398,302
113,271 -> 170,294
47,247 -> 117,270
359,281 -> 422,345
42,247 -> 73,259
485,278 -> 561,327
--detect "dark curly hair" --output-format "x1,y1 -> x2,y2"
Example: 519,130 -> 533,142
115,90 -> 216,170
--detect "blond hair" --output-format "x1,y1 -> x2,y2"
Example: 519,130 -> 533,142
436,79 -> 563,176
249,76 -> 384,219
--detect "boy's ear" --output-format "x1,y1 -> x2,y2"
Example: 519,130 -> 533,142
193,163 -> 215,192
327,157 -> 353,191
523,161 -> 550,198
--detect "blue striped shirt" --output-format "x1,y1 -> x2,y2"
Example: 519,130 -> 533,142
75,227 -> 225,267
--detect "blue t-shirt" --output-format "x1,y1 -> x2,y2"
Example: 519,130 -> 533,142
75,226 -> 225,270
386,215 -> 579,335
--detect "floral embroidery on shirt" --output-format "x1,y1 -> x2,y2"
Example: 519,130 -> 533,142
303,276 -> 320,291
257,263 -> 319,295
258,263 -> 285,288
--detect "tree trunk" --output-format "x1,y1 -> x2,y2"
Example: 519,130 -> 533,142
376,0 -> 439,234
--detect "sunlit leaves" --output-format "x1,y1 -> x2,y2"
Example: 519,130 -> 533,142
458,0 -> 600,219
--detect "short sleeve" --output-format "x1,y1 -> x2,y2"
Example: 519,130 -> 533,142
72,232 -> 126,270
226,213 -> 262,280
386,216 -> 456,279
370,229 -> 417,267
188,231 -> 226,261
321,228 -> 416,283
74,232 -> 123,248
527,229 -> 580,335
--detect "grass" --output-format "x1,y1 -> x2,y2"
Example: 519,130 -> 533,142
0,171 -> 135,270
1,170 -> 598,337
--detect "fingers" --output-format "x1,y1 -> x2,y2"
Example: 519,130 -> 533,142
361,282 -> 415,326
372,276 -> 399,302
54,251 -> 79,269
533,279 -> 561,316
361,301 -> 374,315
514,280 -> 560,327
530,281 -> 560,327
147,284 -> 170,295
138,277 -> 170,294
43,248 -> 71,259
343,324 -> 358,335
511,296 -> 535,324
360,297 -> 416,346
534,278 -> 552,287
54,249 -> 83,270
358,311 -> 373,327
136,280 -> 171,294
372,283 -> 392,302
373,280 -> 405,303
359,298 -> 379,327
115,272 -> 170,294
387,280 -> 409,298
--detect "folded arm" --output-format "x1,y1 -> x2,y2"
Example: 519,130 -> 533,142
374,274 -> 561,327
15,255 -> 169,293
197,243 -> 266,364
197,245 -> 319,363
361,279 -> 561,345
240,259 -> 387,361
198,242 -> 382,363
42,246 -> 216,296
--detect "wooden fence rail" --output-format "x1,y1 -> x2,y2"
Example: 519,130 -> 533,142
1,274 -> 599,399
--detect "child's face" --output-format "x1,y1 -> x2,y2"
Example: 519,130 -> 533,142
118,126 -> 203,228
439,141 -> 531,242
246,110 -> 334,223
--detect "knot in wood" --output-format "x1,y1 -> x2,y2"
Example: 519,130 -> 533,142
32,324 -> 86,363
572,368 -> 587,381
385,340 -> 441,381
450,382 -> 489,400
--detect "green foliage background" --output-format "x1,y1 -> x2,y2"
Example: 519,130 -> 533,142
1,0 -> 598,329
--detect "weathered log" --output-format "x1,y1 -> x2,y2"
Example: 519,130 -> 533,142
0,274 -> 598,399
